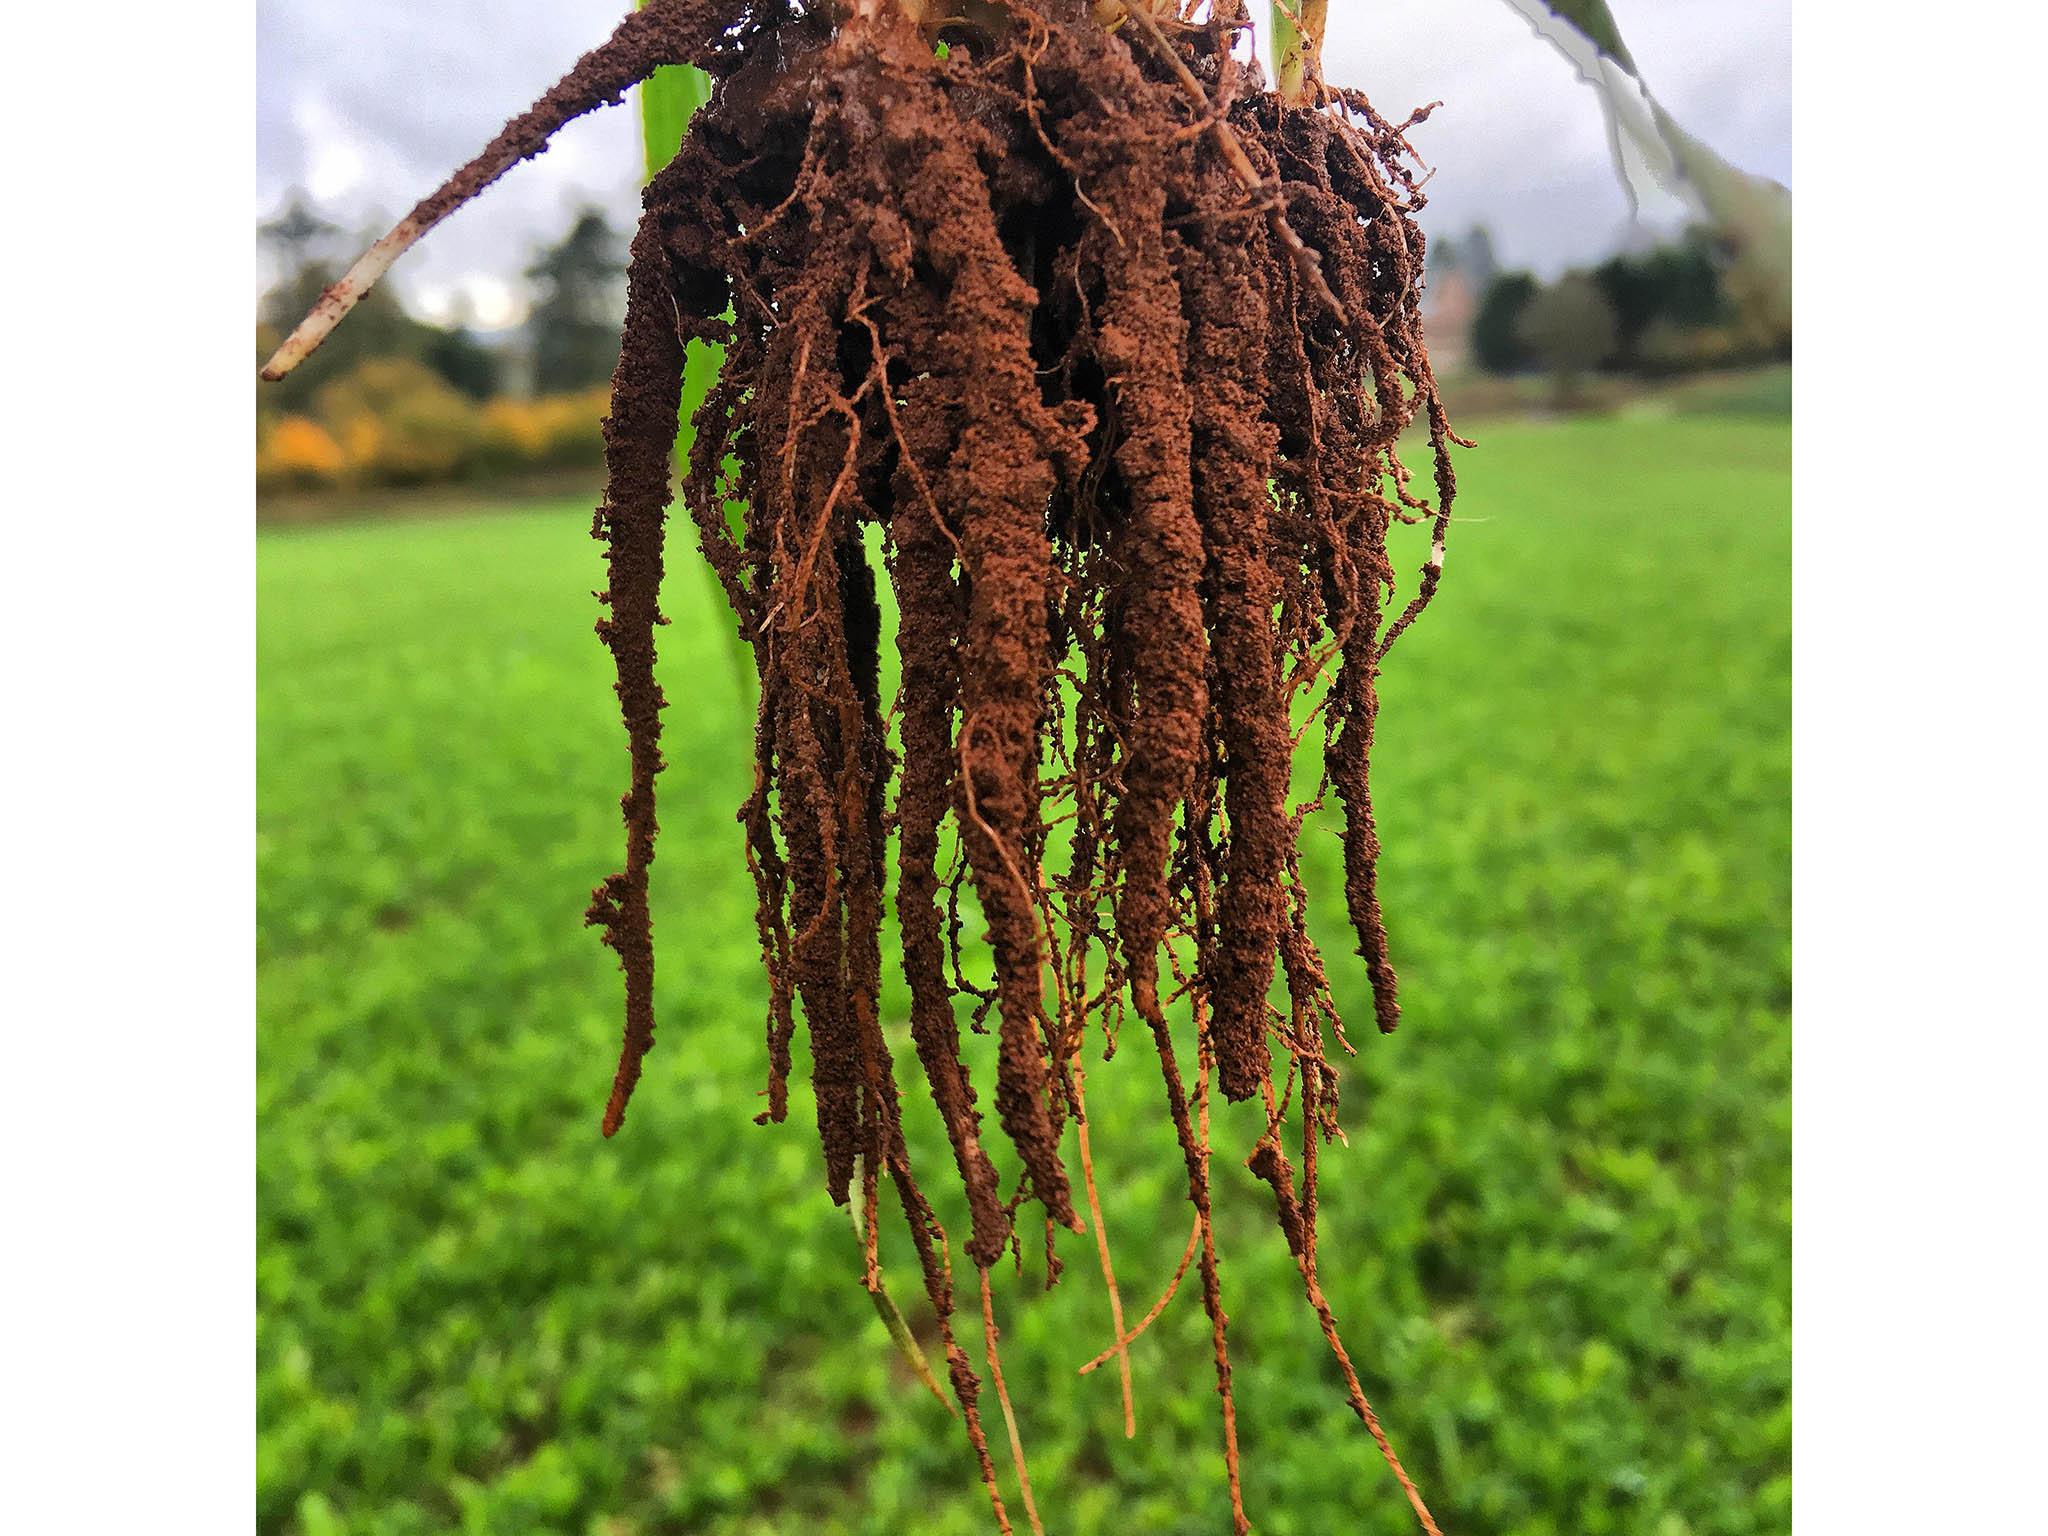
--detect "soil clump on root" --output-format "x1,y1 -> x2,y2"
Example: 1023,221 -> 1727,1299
264,4 -> 1466,1532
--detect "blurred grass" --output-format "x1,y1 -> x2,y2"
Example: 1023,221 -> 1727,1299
258,412 -> 1789,1536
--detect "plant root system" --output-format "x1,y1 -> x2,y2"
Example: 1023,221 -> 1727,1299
264,3 -> 1466,1531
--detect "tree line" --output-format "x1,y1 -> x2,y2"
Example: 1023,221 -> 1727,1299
1468,225 -> 1790,400
256,195 -> 634,494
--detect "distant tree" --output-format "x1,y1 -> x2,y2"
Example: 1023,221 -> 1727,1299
1593,229 -> 1725,368
1517,273 -> 1618,403
1472,271 -> 1539,375
257,196 -> 346,328
525,209 -> 627,393
1435,224 -> 1500,295
1720,229 -> 1793,360
424,326 -> 501,401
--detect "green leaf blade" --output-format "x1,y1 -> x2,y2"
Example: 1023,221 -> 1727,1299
638,60 -> 712,181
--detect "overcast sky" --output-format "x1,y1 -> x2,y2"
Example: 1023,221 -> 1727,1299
256,0 -> 1790,327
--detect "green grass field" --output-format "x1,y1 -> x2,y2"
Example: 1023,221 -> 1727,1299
258,412 -> 1790,1536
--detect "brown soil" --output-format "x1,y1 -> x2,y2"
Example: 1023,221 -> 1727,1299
268,4 -> 1467,1532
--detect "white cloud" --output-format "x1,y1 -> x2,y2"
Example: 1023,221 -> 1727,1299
295,96 -> 370,205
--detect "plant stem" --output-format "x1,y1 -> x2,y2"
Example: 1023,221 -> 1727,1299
1273,0 -> 1326,106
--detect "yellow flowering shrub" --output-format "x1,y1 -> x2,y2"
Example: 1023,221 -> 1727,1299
315,359 -> 484,486
479,387 -> 610,473
257,416 -> 349,493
